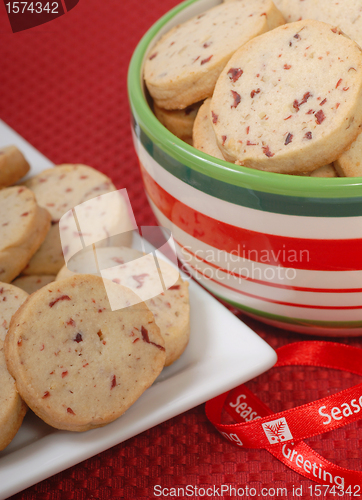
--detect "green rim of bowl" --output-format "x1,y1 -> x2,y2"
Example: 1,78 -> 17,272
128,0 -> 362,199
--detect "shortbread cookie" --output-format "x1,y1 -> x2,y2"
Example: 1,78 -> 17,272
56,246 -> 189,366
23,165 -> 134,275
210,20 -> 362,173
23,164 -> 116,222
56,247 -> 98,280
58,246 -> 180,294
310,164 -> 338,178
289,164 -> 338,177
146,276 -> 189,366
22,224 -> 64,276
193,98 -> 226,160
0,145 -> 30,188
0,187 -> 51,283
144,0 -> 285,109
12,275 -> 56,294
234,0 -> 362,177
153,101 -> 202,144
0,283 -> 28,451
333,134 -> 362,177
272,0 -> 362,47
4,274 -> 166,432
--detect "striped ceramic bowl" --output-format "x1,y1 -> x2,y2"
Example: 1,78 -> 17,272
128,0 -> 362,336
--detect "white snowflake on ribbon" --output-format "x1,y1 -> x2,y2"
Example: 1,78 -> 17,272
262,417 -> 293,444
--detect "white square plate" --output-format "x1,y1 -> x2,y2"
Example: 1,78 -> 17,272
0,119 -> 277,499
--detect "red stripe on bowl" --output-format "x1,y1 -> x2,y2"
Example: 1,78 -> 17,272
141,165 -> 362,272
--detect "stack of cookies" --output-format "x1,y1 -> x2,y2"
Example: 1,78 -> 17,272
0,147 -> 190,447
144,0 -> 362,177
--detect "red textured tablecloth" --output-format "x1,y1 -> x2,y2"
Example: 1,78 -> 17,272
1,1 -> 362,499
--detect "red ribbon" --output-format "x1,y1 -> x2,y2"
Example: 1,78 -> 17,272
205,341 -> 362,490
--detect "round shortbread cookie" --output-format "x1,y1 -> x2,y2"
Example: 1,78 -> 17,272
0,283 -> 28,451
272,0 -> 362,47
210,20 -> 362,173
4,274 -> 166,432
146,276 -> 189,366
22,165 -> 133,275
269,0 -> 362,178
0,186 -> 51,283
12,275 -> 56,294
56,246 -> 189,366
22,224 -> 64,276
0,145 -> 30,188
56,248 -> 99,280
310,164 -> 338,177
23,164 -> 116,222
153,101 -> 202,144
289,164 -> 338,177
193,98 -> 227,160
333,133 -> 362,177
144,0 -> 285,110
